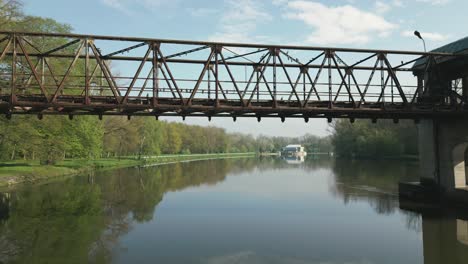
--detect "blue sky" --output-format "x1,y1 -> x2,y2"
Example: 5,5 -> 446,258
22,0 -> 467,137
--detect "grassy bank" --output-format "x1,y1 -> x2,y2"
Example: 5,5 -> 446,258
0,153 -> 256,187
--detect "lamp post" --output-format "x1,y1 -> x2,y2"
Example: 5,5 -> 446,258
414,30 -> 427,52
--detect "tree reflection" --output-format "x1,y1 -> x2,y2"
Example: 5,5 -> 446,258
0,158 -> 256,263
330,158 -> 422,231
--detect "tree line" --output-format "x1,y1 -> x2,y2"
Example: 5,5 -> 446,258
330,119 -> 419,158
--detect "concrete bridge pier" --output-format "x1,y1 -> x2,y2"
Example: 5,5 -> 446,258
400,119 -> 468,204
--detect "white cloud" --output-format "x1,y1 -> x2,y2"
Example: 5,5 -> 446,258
393,0 -> 404,7
272,0 -> 288,6
101,0 -> 174,14
401,30 -> 450,41
416,0 -> 450,5
209,0 -> 272,44
102,0 -> 128,13
188,7 -> 218,17
375,1 -> 391,14
283,1 -> 397,45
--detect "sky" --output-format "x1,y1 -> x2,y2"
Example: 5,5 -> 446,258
21,0 -> 468,138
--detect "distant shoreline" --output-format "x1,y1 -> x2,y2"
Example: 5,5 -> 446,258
0,153 -> 256,188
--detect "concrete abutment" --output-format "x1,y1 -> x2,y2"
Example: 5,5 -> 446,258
400,119 -> 468,204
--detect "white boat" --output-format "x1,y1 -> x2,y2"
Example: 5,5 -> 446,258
281,144 -> 307,157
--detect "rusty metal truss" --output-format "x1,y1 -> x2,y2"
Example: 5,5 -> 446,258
0,31 -> 466,121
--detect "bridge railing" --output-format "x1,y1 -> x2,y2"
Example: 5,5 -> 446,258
0,31 -> 464,119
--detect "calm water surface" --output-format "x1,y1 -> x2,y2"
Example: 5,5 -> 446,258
0,157 -> 467,264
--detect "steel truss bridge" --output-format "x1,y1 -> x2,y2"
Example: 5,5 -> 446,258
0,31 -> 466,121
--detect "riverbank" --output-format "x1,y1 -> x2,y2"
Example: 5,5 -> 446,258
0,153 -> 256,187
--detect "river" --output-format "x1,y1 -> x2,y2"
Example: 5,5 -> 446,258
0,157 -> 466,264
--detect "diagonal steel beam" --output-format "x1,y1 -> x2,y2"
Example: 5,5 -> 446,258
0,37 -> 11,62
103,42 -> 146,58
137,68 -> 153,97
187,49 -> 215,105
305,52 -> 325,66
382,55 -> 408,104
23,58 -> 42,89
246,55 -> 272,105
349,70 -> 365,104
303,56 -> 326,106
121,45 -> 152,103
277,54 -> 302,106
219,52 -> 245,106
158,65 -> 178,98
209,67 -> 228,100
287,72 -> 303,101
156,47 -> 184,100
164,45 -> 210,60
377,74 -> 392,103
43,57 -> 62,89
223,48 -> 268,61
43,39 -> 80,55
16,37 -> 49,99
50,40 -> 85,102
305,71 -> 321,102
358,56 -> 381,107
331,56 -> 354,105
88,41 -> 121,101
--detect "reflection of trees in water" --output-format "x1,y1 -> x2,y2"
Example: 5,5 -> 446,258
330,159 -> 422,231
0,158 -> 257,263
255,156 -> 333,171
0,192 -> 9,223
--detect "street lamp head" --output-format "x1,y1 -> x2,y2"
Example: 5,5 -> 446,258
414,30 -> 423,40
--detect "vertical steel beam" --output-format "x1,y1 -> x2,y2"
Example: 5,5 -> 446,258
85,39 -> 90,104
463,77 -> 468,103
303,70 -> 306,101
380,54 -> 385,106
152,42 -> 159,106
327,50 -> 332,109
41,57 -> 45,86
215,46 -> 219,107
10,34 -> 16,103
273,49 -> 277,107
256,71 -> 260,102
208,64 -> 211,99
